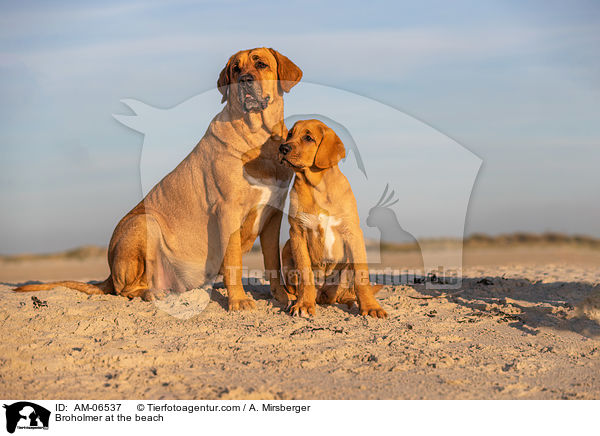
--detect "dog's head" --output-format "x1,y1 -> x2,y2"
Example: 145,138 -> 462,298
278,120 -> 346,172
217,48 -> 302,113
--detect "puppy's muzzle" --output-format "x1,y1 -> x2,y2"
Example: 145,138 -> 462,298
279,143 -> 292,155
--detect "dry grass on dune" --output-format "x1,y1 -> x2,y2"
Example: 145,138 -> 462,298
2,233 -> 599,262
372,232 -> 600,252
0,245 -> 107,262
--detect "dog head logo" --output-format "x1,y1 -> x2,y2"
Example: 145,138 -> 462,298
3,402 -> 50,433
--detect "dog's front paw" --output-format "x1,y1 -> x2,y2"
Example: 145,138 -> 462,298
289,301 -> 316,317
228,297 -> 256,311
141,288 -> 169,301
359,304 -> 388,318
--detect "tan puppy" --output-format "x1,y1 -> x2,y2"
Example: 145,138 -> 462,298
279,120 -> 388,318
15,48 -> 302,311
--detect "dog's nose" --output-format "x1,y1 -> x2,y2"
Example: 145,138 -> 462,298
239,74 -> 255,83
279,143 -> 291,155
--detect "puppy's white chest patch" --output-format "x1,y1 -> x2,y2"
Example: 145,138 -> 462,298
320,214 -> 342,260
297,212 -> 342,260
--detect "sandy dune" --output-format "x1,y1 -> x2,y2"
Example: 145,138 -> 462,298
1,247 -> 599,399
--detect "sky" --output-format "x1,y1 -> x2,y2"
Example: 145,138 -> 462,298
0,0 -> 599,254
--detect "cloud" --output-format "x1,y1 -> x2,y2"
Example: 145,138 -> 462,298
4,20 -> 597,87
0,27 -> 524,67
1,4 -> 599,253
0,0 -> 192,33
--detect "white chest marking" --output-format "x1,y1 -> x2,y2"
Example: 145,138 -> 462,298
296,212 -> 342,259
321,214 -> 342,259
244,173 -> 288,234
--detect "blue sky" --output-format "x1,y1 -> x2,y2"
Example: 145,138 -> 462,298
1,0 -> 599,254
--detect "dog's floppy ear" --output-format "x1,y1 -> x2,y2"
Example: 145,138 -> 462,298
314,126 -> 346,169
269,48 -> 302,93
217,56 -> 233,103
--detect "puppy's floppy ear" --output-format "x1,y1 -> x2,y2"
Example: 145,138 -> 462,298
314,126 -> 346,169
217,56 -> 233,103
268,48 -> 303,93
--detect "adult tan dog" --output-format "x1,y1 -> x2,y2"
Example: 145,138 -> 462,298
15,48 -> 302,311
279,120 -> 388,318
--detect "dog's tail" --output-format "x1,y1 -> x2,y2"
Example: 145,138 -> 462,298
372,284 -> 383,295
14,277 -> 113,295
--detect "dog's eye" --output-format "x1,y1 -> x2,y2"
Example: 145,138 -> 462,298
232,64 -> 241,74
303,135 -> 314,142
286,131 -> 293,140
255,61 -> 267,69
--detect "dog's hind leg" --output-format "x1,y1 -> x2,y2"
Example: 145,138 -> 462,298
110,213 -> 167,301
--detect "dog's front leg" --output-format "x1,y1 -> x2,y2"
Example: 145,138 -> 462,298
219,212 -> 255,311
288,235 -> 317,316
260,207 -> 294,305
347,236 -> 388,318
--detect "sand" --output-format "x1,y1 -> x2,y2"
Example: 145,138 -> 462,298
1,246 -> 599,399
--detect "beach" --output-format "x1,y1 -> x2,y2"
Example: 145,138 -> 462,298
1,245 -> 599,399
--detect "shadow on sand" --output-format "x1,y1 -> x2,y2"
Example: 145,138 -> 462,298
400,275 -> 600,338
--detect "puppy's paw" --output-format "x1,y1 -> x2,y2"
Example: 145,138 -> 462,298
289,301 -> 316,317
141,288 -> 169,301
271,284 -> 296,306
316,292 -> 333,305
228,297 -> 256,311
360,304 -> 388,318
